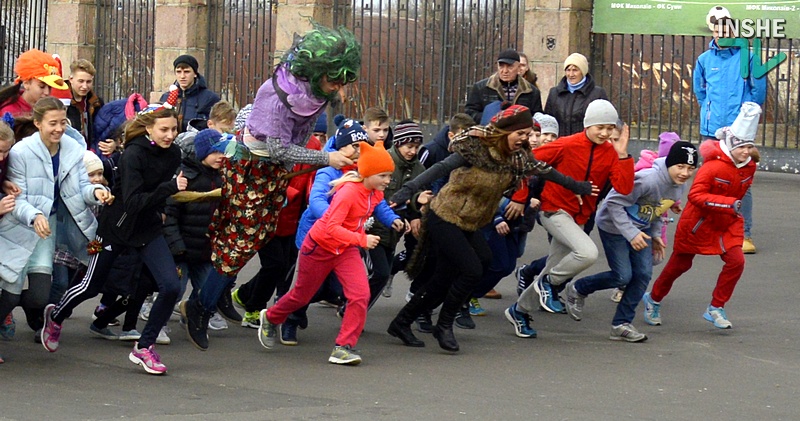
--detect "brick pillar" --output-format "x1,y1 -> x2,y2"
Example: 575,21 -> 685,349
522,0 -> 593,104
152,0 -> 209,101
46,0 -> 97,70
273,0 -> 335,64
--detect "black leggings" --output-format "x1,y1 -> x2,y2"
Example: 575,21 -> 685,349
0,272 -> 52,331
53,236 -> 180,348
411,211 -> 491,325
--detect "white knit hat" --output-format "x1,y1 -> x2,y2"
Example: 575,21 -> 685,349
533,112 -> 559,136
83,150 -> 103,174
583,99 -> 619,128
564,53 -> 589,75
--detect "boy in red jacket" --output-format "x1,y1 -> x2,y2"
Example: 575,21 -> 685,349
507,99 -> 634,336
643,102 -> 760,329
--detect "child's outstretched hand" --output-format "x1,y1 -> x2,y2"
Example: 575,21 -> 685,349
0,194 -> 15,216
613,124 -> 630,159
2,180 -> 20,197
94,189 -> 115,205
175,171 -> 188,191
630,231 -> 651,251
365,234 -> 380,249
417,190 -> 433,206
392,219 -> 409,233
652,236 -> 666,262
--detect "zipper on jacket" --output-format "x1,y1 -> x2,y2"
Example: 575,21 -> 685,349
579,142 -> 597,215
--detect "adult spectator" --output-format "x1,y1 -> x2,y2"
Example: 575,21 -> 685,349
159,54 -> 220,132
465,49 -> 542,125
65,60 -> 107,152
694,6 -> 765,254
0,49 -> 68,117
544,52 -> 608,137
518,52 -> 538,87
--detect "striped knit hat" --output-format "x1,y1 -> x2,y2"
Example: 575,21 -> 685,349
490,105 -> 533,132
393,121 -> 424,147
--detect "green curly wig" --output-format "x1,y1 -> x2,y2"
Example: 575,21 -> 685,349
282,22 -> 362,100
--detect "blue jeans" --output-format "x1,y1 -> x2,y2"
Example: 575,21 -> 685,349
573,229 -> 653,326
178,261 -> 212,302
742,187 -> 753,237
199,269 -> 236,313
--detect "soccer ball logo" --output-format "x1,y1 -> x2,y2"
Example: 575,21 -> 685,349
706,5 -> 732,32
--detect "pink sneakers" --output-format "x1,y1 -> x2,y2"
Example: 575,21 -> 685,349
41,304 -> 62,352
129,342 -> 167,375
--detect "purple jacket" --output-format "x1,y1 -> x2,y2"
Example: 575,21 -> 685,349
245,64 -> 330,167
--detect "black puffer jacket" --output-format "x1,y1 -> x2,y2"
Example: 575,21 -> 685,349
97,135 -> 181,247
465,74 -> 543,124
544,73 -> 608,137
163,155 -> 221,264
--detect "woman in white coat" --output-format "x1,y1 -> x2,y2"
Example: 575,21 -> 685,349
0,97 -> 112,345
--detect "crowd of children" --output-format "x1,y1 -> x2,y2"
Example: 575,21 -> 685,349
0,21 -> 764,370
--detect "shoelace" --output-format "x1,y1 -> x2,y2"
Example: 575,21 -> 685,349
146,347 -> 163,364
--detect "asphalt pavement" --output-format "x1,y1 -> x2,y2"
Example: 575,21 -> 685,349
2,171 -> 799,421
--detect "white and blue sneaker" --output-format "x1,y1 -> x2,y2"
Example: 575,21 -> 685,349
533,275 -> 562,314
504,303 -> 537,338
703,305 -> 732,329
642,292 -> 662,326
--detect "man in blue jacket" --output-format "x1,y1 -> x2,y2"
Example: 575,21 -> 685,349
694,6 -> 765,254
160,55 -> 220,133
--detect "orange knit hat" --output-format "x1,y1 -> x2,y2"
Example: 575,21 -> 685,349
358,140 -> 395,177
14,49 -> 68,90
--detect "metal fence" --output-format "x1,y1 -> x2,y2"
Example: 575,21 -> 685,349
0,0 -> 48,86
332,0 -> 523,124
93,0 -> 156,102
591,34 -> 800,148
205,0 -> 277,108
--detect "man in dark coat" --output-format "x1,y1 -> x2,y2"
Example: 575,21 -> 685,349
465,49 -> 543,125
160,55 -> 220,133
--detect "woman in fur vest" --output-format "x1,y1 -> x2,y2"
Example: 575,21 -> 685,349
386,105 -> 596,352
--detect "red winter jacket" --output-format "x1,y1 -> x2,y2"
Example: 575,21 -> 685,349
674,140 -> 755,255
533,131 -> 634,225
308,181 -> 386,255
274,135 -> 322,237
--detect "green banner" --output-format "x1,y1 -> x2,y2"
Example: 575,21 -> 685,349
593,0 -> 800,39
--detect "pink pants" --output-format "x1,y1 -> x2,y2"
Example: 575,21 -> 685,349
651,246 -> 745,308
266,238 -> 369,348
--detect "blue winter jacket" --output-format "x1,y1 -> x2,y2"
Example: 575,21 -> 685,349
693,40 -> 767,137
295,136 -> 398,249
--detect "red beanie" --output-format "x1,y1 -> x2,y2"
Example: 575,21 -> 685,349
358,140 -> 395,177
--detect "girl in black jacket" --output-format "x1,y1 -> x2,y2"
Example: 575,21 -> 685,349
41,107 -> 187,375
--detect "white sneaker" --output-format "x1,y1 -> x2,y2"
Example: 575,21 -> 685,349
140,293 -> 157,321
156,327 -> 171,345
208,312 -> 228,330
610,288 -> 623,303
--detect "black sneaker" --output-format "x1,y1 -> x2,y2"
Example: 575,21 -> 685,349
415,312 -> 433,333
454,306 -> 476,330
180,299 -> 210,351
515,264 -> 530,296
216,290 -> 242,323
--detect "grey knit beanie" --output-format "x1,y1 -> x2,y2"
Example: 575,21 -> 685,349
583,99 -> 619,128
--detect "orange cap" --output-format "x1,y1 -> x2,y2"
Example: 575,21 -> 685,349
358,140 -> 395,178
14,49 -> 68,90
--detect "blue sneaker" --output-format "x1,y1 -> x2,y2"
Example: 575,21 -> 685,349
504,303 -> 537,338
0,313 -> 15,340
532,275 -> 562,314
642,292 -> 662,326
468,298 -> 486,317
280,321 -> 298,346
703,305 -> 732,329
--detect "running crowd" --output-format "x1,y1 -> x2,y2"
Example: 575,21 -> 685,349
0,15 -> 762,373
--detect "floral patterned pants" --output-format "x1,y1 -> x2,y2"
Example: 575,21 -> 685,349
210,157 -> 288,276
